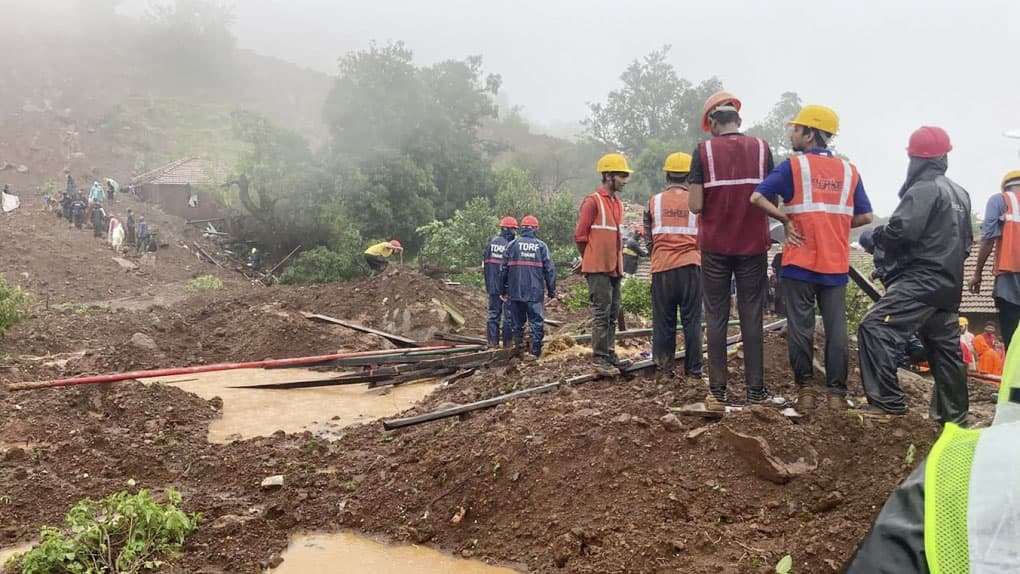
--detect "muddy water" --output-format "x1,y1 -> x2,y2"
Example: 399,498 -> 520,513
150,368 -> 438,443
268,532 -> 520,574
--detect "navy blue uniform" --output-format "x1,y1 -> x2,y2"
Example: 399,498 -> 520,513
500,228 -> 556,357
484,229 -> 516,347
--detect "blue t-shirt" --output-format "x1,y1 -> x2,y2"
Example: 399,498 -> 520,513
980,193 -> 1020,305
755,149 -> 873,286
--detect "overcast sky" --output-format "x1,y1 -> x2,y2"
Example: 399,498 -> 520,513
122,0 -> 1020,216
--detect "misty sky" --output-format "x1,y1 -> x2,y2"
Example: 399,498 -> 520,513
122,0 -> 1020,217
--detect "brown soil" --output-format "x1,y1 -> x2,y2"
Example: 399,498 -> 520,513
1,198 -> 1001,573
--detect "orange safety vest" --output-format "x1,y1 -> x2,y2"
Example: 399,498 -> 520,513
648,186 -> 700,273
995,190 -> 1020,274
781,153 -> 859,274
580,192 -> 623,275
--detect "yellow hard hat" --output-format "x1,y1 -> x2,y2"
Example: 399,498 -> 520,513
787,105 -> 840,135
1002,170 -> 1020,190
959,317 -> 969,327
596,153 -> 633,174
663,152 -> 693,173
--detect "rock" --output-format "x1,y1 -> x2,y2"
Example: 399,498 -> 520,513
2,447 -> 27,462
815,491 -> 845,513
573,408 -> 601,418
659,413 -> 682,432
15,164 -> 28,173
130,333 -> 158,351
210,514 -> 252,531
112,257 -> 138,271
261,475 -> 284,489
611,413 -> 632,424
685,426 -> 711,441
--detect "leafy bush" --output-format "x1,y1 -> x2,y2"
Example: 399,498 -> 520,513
620,276 -> 652,319
187,275 -> 223,291
279,246 -> 366,284
10,488 -> 201,574
446,271 -> 486,288
417,197 -> 498,272
562,282 -> 590,311
0,278 -> 34,338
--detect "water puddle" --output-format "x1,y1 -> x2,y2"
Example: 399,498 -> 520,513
268,532 -> 520,574
149,368 -> 438,443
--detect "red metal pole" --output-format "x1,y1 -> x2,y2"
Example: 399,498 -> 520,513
7,345 -> 462,391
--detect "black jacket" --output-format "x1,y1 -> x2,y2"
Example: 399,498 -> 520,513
623,235 -> 646,274
873,157 -> 972,310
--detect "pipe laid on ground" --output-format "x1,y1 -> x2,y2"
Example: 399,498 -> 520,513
382,319 -> 787,430
6,345 -> 467,392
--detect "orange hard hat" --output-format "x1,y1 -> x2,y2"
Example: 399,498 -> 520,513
701,91 -> 742,132
500,216 -> 519,229
906,126 -> 952,158
521,215 -> 540,229
389,239 -> 402,249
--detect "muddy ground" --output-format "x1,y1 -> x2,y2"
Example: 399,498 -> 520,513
0,203 -> 1003,573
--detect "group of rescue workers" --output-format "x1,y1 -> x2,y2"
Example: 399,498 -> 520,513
57,174 -> 154,252
570,92 -> 1020,572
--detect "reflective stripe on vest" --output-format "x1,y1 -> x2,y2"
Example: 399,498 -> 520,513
651,192 -> 698,236
783,155 -> 855,216
997,191 -> 1020,274
591,193 -> 620,232
925,421 -> 1020,574
780,154 -> 857,274
703,137 -> 766,188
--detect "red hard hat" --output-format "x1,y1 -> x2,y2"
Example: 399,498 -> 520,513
521,215 -> 540,229
702,91 -> 742,132
906,126 -> 952,158
389,239 -> 402,249
500,216 -> 518,229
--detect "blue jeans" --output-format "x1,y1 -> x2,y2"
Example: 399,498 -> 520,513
510,300 -> 545,357
487,294 -> 513,346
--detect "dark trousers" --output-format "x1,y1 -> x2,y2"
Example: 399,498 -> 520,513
781,278 -> 849,396
651,265 -> 703,376
510,300 -> 545,356
995,296 -> 1020,350
487,294 -> 513,347
365,254 -> 388,272
586,273 -> 622,361
701,252 -> 767,399
857,281 -> 968,424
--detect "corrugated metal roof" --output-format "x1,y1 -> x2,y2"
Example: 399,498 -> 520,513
131,157 -> 227,186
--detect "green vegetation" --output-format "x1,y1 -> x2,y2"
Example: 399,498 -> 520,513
562,283 -> 591,311
620,277 -> 653,320
846,259 -> 876,334
279,245 -> 367,284
9,489 -> 201,574
0,278 -> 34,338
187,275 -> 223,291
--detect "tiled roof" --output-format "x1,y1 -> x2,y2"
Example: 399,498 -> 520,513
961,245 -> 996,314
131,158 -> 227,186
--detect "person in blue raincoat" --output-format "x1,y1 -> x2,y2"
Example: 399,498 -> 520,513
500,215 -> 556,359
483,216 -> 518,348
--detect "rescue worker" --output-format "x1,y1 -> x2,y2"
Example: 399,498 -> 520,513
575,153 -> 632,376
60,190 -> 73,221
500,215 -> 556,359
857,126 -> 972,423
484,216 -> 518,348
688,91 -> 776,410
622,230 -> 647,276
643,152 -> 703,380
843,342 -> 1020,573
248,247 -> 262,272
126,209 -> 136,246
91,204 -> 107,238
968,169 -> 1020,348
88,181 -> 104,206
363,240 -> 403,275
973,321 -> 1005,376
749,105 -> 874,410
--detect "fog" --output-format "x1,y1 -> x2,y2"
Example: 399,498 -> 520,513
52,0 -> 1020,215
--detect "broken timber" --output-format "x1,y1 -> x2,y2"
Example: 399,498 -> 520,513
236,348 -> 512,389
435,332 -> 488,345
265,244 -> 302,277
302,312 -> 421,348
382,319 -> 788,430
192,241 -> 226,269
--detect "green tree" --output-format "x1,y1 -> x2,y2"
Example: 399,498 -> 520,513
417,197 -> 498,272
583,46 -> 721,155
746,91 -> 803,160
346,154 -> 438,253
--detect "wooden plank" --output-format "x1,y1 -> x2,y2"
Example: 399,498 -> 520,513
848,264 -> 882,302
265,244 -> 302,277
435,332 -> 488,345
192,241 -> 226,269
302,312 -> 421,348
